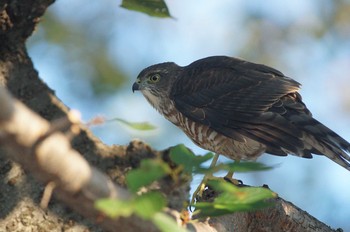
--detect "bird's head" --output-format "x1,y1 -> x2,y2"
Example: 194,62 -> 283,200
132,62 -> 182,109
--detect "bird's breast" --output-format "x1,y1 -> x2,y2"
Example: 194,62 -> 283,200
161,104 -> 266,160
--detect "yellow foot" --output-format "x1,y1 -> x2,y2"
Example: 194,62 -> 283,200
223,171 -> 244,186
190,175 -> 221,206
190,175 -> 243,206
190,153 -> 220,206
190,181 -> 206,206
190,157 -> 243,206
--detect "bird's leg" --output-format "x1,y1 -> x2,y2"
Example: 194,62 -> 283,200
209,153 -> 220,168
190,153 -> 220,205
224,159 -> 242,185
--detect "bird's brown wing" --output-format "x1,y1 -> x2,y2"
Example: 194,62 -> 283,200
170,56 -> 350,164
173,57 -> 300,113
171,56 -> 305,156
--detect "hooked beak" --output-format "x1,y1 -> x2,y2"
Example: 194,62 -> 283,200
132,82 -> 139,93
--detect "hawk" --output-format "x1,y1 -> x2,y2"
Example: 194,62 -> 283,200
132,56 -> 350,171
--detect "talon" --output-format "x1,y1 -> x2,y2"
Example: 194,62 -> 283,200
223,176 -> 243,185
190,157 -> 248,205
190,154 -> 221,205
190,181 -> 206,206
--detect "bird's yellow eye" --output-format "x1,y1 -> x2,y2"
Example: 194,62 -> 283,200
149,74 -> 160,83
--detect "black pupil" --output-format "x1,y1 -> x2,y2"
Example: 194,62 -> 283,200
152,75 -> 158,81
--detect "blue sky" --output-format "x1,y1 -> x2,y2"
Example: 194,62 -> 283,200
28,0 -> 350,229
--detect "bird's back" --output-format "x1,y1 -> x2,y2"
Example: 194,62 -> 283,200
169,56 -> 350,170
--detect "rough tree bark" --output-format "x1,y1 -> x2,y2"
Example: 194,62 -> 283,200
0,1 -> 343,231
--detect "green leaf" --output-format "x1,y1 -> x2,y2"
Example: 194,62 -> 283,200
221,162 -> 273,172
121,0 -> 172,18
126,159 -> 171,193
152,212 -> 189,232
111,118 -> 156,131
134,192 -> 166,219
194,179 -> 277,217
170,145 -> 271,175
169,144 -> 213,173
209,180 -> 276,204
193,161 -> 273,175
95,198 -> 133,218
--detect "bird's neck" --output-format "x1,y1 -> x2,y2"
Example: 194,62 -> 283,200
141,89 -> 179,124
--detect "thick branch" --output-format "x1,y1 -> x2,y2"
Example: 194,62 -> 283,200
0,86 -> 157,231
206,198 -> 338,232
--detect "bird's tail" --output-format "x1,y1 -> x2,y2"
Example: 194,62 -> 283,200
300,118 -> 350,171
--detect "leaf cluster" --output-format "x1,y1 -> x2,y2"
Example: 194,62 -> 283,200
95,157 -> 186,231
95,144 -> 276,231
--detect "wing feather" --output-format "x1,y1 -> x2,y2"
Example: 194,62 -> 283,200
171,56 -> 350,163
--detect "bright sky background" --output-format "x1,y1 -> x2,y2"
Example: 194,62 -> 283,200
28,0 -> 350,230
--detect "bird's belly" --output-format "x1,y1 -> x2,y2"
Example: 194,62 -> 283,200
189,129 -> 265,160
171,114 -> 266,160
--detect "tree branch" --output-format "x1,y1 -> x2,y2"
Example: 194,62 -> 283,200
206,198 -> 338,232
0,86 -> 157,231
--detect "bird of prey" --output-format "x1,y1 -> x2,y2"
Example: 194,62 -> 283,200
132,56 -> 350,171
